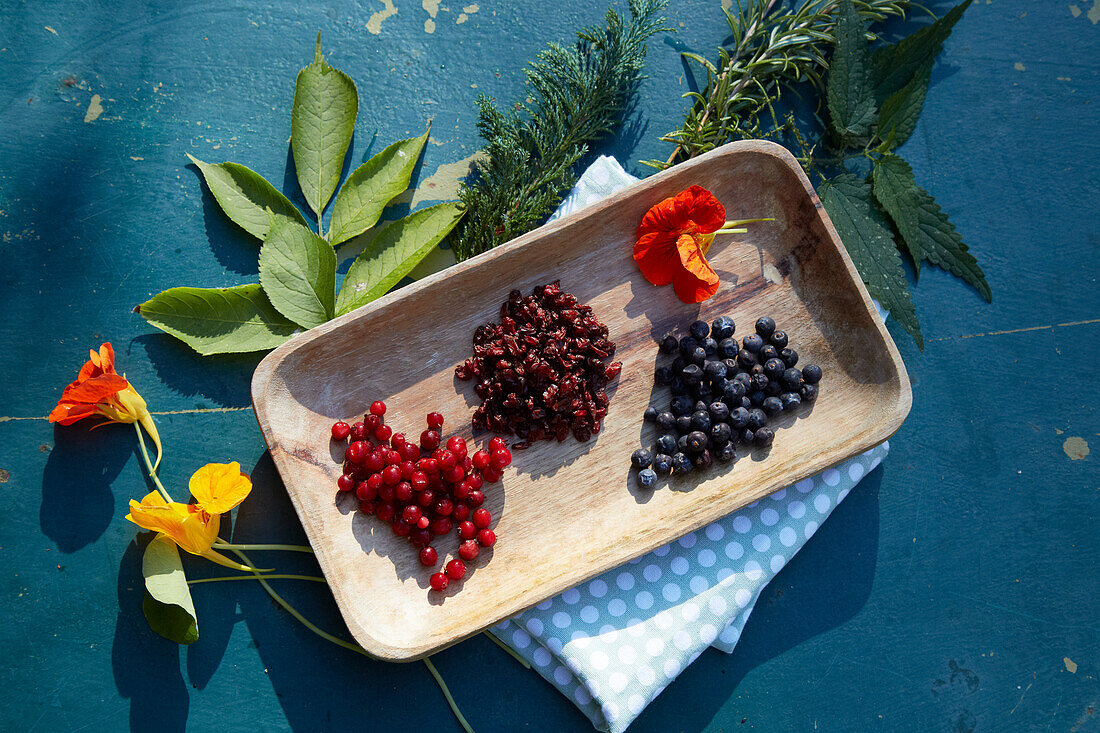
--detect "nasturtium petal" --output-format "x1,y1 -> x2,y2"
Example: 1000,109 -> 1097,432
188,462 -> 252,515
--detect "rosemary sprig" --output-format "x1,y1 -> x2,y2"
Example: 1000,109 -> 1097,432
644,0 -> 911,169
452,0 -> 670,261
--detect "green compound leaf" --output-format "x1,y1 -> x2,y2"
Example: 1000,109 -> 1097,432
336,202 -> 464,316
259,218 -> 337,328
826,0 -> 876,145
876,59 -> 931,148
872,0 -> 971,103
136,284 -> 297,355
142,535 -> 198,645
328,127 -> 431,246
291,33 -> 358,222
873,154 -> 991,301
186,155 -> 308,240
820,174 -> 923,349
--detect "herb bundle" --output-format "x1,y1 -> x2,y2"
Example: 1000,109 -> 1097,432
138,37 -> 463,355
451,0 -> 669,261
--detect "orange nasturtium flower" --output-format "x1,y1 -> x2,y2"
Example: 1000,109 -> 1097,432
48,343 -> 163,469
126,462 -> 255,569
633,185 -> 771,304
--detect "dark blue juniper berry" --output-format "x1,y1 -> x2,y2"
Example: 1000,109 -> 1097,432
762,396 -> 783,416
750,372 -> 769,392
655,365 -> 674,385
692,381 -> 713,400
780,347 -> 798,367
653,453 -> 673,475
669,377 -> 688,396
754,426 -> 775,446
678,335 -> 699,355
681,363 -> 703,384
781,392 -> 802,411
764,357 -> 786,380
676,415 -> 693,434
749,390 -> 766,406
769,330 -> 788,349
737,349 -> 757,370
740,428 -> 755,444
718,338 -> 739,359
671,452 -> 692,473
656,433 -> 678,455
708,400 -> 730,422
755,316 -> 776,337
643,406 -> 659,422
782,367 -> 803,390
704,360 -> 727,383
670,395 -> 694,415
729,406 -> 750,428
801,364 -> 822,384
723,380 -> 746,405
710,422 -> 732,446
677,434 -> 692,453
800,383 -> 818,402
742,333 -> 764,352
692,449 -> 713,469
659,333 -> 679,354
760,344 -> 779,362
689,320 -> 710,340
688,346 -> 707,365
690,410 -> 712,432
631,448 -> 653,469
716,442 -> 737,462
656,411 -> 676,431
637,468 -> 658,488
687,431 -> 708,452
748,408 -> 768,430
711,316 -> 735,340
702,337 -> 718,356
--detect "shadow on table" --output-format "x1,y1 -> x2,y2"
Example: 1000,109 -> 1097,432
628,463 -> 885,733
132,333 -> 261,410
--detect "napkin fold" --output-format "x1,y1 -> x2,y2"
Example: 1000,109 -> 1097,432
489,156 -> 890,733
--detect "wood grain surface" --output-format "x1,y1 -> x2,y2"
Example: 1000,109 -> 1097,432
251,140 -> 911,660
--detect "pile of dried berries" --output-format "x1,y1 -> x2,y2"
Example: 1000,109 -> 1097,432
455,281 -> 621,449
632,316 -> 823,488
329,401 -> 509,593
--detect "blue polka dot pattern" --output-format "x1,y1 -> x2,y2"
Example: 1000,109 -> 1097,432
489,157 -> 894,733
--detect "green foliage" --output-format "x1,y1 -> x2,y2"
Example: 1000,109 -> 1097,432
825,0 -> 876,146
142,535 -> 199,645
876,59 -> 931,146
139,37 -> 463,355
871,0 -> 971,101
291,33 -> 359,225
452,0 -> 669,261
136,285 -> 298,355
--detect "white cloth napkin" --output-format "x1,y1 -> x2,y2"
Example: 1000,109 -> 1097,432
489,156 -> 891,732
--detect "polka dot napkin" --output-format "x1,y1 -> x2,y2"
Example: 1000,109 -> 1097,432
488,156 -> 891,733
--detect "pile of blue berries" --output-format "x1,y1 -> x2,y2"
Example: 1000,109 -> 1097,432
631,316 -> 822,488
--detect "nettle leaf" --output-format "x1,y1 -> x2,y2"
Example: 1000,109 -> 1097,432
872,0 -> 971,102
137,284 -> 297,355
259,218 -> 337,328
876,59 -> 931,147
336,202 -> 464,316
873,154 -> 991,301
820,174 -> 923,349
328,127 -> 431,246
142,535 -> 198,645
186,155 -> 307,240
291,34 -> 358,221
826,0 -> 876,144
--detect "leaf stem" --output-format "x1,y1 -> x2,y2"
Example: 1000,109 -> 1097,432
482,631 -> 532,669
134,422 -> 172,503
212,542 -> 315,554
188,574 -> 326,585
423,657 -> 476,733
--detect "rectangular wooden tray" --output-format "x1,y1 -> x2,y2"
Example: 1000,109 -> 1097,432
251,140 -> 911,660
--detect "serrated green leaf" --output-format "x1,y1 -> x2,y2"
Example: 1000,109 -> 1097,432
259,218 -> 337,328
826,0 -> 876,144
142,535 -> 198,645
327,127 -> 430,245
291,33 -> 358,222
873,154 -> 990,301
820,174 -> 924,349
336,202 -> 464,316
137,284 -> 297,355
872,0 -> 971,103
877,59 -> 931,147
186,155 -> 307,240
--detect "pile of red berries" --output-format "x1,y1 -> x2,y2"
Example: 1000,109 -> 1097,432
330,401 -> 510,593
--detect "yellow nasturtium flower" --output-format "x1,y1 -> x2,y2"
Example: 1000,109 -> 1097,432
126,462 -> 255,570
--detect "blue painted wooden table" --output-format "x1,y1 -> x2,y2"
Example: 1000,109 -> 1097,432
1,1 -> 1097,730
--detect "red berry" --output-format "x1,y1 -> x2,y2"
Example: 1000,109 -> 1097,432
438,450 -> 457,470
359,499 -> 377,515
386,448 -> 402,465
445,559 -> 466,580
345,441 -> 369,464
351,421 -> 368,440
336,474 -> 355,492
376,503 -> 396,522
489,436 -> 507,452
458,540 -> 480,561
429,572 -> 449,591
410,528 -> 432,547
452,504 -> 470,522
370,400 -> 387,417
331,421 -> 351,440
427,412 -> 444,429
419,457 -> 440,475
402,505 -> 423,525
381,465 -> 401,486
419,546 -> 438,566
466,473 -> 483,490
417,489 -> 435,508
446,464 -> 466,484
447,436 -> 467,458
355,480 -> 376,501
395,481 -> 413,503
391,432 -> 406,447
481,466 -> 503,483
365,450 -> 386,473
477,529 -> 497,547
458,520 -> 477,540
392,518 -> 411,537
453,480 -> 470,500
417,516 -> 430,529
411,471 -> 429,491
364,414 -> 381,431
472,508 -> 491,529
462,456 -> 474,473
399,441 -> 420,462
471,449 -> 491,470
378,483 -> 395,503
366,472 -> 383,493
374,424 -> 393,442
420,429 -> 441,451
429,517 -> 453,536
434,497 -> 454,516
342,461 -> 358,476
490,448 -> 512,469
400,460 -> 416,480
466,489 -> 486,507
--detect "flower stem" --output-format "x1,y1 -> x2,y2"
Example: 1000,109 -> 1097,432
188,574 -> 326,585
423,657 -> 476,733
134,422 -> 172,503
212,542 -> 314,554
482,631 -> 532,669
717,217 -> 775,232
